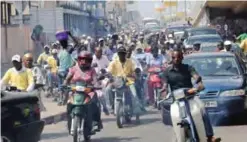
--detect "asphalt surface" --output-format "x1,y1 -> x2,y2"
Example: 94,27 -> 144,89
41,108 -> 247,142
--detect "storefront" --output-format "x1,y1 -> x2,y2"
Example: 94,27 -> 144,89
194,1 -> 247,38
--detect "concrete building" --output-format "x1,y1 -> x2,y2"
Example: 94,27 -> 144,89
1,1 -> 108,70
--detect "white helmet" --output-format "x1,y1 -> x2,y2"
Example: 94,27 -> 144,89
169,39 -> 175,44
224,40 -> 232,46
84,40 -> 89,45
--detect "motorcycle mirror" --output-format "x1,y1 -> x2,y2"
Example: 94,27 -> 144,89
195,76 -> 202,84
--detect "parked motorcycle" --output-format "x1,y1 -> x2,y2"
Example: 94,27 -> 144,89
113,77 -> 139,128
147,66 -> 163,109
62,85 -> 101,142
159,88 -> 221,142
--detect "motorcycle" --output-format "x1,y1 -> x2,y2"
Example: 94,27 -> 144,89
62,84 -> 102,142
159,88 -> 221,142
147,66 -> 163,109
113,77 -> 139,128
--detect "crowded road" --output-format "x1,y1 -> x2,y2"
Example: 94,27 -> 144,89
41,108 -> 247,142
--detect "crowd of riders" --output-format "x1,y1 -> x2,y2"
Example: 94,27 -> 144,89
1,25 -> 247,142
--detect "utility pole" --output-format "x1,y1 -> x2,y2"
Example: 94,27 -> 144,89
184,0 -> 187,20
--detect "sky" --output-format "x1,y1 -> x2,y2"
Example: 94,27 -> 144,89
135,1 -> 194,19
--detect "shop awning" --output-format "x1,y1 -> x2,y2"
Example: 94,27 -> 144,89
206,1 -> 247,14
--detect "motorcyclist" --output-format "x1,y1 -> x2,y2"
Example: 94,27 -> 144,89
37,45 -> 50,65
103,39 -> 117,61
137,32 -> 148,50
193,42 -> 201,52
161,49 -> 220,142
46,49 -> 59,99
216,42 -> 224,52
92,47 -> 110,115
106,46 -> 142,120
222,40 -> 232,52
146,47 -> 167,106
1,55 -> 34,92
98,38 -> 106,49
23,53 -> 46,111
64,51 -> 103,134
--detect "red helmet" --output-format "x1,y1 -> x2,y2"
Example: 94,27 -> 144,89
78,51 -> 93,60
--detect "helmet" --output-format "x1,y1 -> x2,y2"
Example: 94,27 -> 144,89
78,51 -> 93,60
77,51 -> 93,68
23,53 -> 33,61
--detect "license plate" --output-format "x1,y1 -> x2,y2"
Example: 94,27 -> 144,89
204,101 -> 218,108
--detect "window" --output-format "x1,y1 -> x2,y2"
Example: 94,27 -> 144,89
1,2 -> 12,25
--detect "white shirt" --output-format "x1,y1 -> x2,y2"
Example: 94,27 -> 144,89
92,55 -> 110,73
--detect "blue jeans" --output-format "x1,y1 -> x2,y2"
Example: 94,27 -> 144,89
135,75 -> 145,108
58,70 -> 68,90
202,109 -> 214,137
47,71 -> 58,88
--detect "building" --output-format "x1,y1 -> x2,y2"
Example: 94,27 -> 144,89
1,0 -> 108,68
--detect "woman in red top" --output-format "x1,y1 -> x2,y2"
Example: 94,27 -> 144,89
64,51 -> 103,135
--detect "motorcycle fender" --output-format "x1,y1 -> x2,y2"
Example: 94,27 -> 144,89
73,94 -> 85,105
170,102 -> 186,142
189,96 -> 207,142
72,106 -> 84,116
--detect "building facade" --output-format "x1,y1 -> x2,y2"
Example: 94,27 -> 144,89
1,1 -> 108,67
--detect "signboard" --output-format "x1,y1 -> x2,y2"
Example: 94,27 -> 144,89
163,1 -> 177,7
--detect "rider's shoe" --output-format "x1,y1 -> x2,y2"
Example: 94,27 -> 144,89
207,136 -> 221,142
58,101 -> 63,106
103,108 -> 109,116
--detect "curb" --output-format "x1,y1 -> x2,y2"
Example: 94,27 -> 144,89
41,112 -> 67,125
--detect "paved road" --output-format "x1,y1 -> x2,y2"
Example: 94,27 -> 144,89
40,108 -> 247,142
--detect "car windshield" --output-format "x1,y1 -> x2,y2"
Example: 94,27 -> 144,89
183,56 -> 240,76
145,23 -> 159,28
200,45 -> 217,52
187,36 -> 222,45
167,26 -> 187,32
189,29 -> 217,36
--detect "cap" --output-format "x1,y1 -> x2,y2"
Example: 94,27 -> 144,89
117,45 -> 127,53
168,34 -> 173,38
224,40 -> 232,46
44,45 -> 50,49
12,54 -> 21,62
51,49 -> 58,54
98,38 -> 104,42
169,39 -> 175,44
87,36 -> 91,40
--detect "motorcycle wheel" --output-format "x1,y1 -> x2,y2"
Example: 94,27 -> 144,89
116,102 -> 124,128
72,116 -> 81,142
154,89 -> 158,108
83,118 -> 91,142
185,125 -> 194,142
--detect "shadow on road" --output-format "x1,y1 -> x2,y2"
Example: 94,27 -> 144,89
92,136 -> 139,142
41,132 -> 69,140
141,117 -> 161,125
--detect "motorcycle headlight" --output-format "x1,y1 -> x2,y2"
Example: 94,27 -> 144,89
220,89 -> 245,97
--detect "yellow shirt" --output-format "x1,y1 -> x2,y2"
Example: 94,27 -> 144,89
240,39 -> 247,53
46,56 -> 58,73
37,52 -> 50,64
2,67 -> 34,91
107,58 -> 135,85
